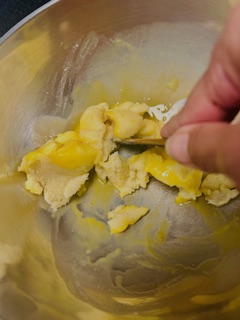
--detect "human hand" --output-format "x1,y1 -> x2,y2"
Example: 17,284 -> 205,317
161,4 -> 240,189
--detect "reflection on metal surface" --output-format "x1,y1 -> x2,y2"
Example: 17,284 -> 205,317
1,0 -> 240,319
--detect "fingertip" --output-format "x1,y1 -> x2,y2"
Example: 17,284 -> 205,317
165,132 -> 192,165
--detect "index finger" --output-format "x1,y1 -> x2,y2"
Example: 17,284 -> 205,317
161,4 -> 240,138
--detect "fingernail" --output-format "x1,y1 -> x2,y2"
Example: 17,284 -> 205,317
165,133 -> 191,164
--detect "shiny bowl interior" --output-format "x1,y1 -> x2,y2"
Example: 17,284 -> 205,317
1,0 -> 240,319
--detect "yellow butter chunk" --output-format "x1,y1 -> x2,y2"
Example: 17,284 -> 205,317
49,140 -> 98,171
20,131 -> 98,172
107,205 -> 149,234
141,147 -> 203,203
54,131 -> 80,143
19,140 -> 59,171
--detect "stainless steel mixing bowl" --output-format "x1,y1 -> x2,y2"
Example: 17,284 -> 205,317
1,1 -> 240,319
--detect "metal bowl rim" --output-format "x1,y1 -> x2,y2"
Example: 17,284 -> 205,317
0,0 -> 59,45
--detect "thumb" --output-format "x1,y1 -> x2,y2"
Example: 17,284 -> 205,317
165,122 -> 240,189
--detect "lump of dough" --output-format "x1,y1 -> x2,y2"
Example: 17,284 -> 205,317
106,101 -> 152,139
113,101 -> 149,115
78,102 -> 116,162
78,102 -> 108,148
201,173 -> 239,206
96,151 -> 149,198
135,118 -> 163,139
18,131 -> 98,211
107,205 -> 149,234
106,109 -> 144,139
43,171 -> 89,211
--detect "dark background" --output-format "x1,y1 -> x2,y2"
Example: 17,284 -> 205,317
0,0 -> 51,37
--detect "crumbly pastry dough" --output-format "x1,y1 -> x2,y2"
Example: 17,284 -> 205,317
19,101 -> 239,232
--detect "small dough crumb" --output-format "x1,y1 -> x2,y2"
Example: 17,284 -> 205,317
107,205 -> 149,234
201,174 -> 239,206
